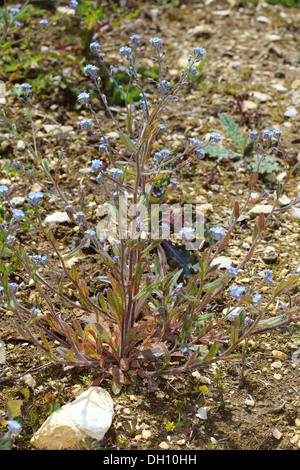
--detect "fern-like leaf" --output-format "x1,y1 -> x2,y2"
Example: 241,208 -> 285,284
219,112 -> 244,150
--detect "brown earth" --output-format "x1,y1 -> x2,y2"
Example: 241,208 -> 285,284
0,0 -> 300,450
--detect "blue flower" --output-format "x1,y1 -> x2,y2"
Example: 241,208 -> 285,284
39,19 -> 48,27
111,168 -> 123,181
0,185 -> 9,198
91,159 -> 103,172
77,92 -> 90,104
96,174 -> 105,184
228,309 -> 240,322
85,229 -> 96,238
193,46 -> 206,61
70,0 -> 78,9
226,266 -> 237,277
120,46 -> 132,59
20,83 -> 32,95
9,282 -> 19,295
150,37 -> 163,51
210,226 -> 226,242
98,143 -> 109,153
33,255 -> 47,265
84,64 -> 98,79
6,420 -> 21,435
6,235 -> 15,244
176,282 -> 184,293
210,132 -> 222,143
189,66 -> 198,76
272,129 -> 282,140
12,208 -> 25,221
263,269 -> 273,286
180,226 -> 195,241
28,191 -> 43,205
130,34 -> 140,45
89,41 -> 101,55
230,285 -> 246,300
79,118 -> 92,129
249,130 -> 258,141
154,149 -> 171,164
10,7 -> 20,15
157,123 -> 166,133
253,293 -> 262,305
262,129 -> 273,142
195,147 -> 205,159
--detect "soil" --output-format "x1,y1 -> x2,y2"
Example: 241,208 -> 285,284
0,0 -> 300,451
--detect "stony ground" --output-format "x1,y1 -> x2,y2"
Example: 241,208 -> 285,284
0,0 -> 300,450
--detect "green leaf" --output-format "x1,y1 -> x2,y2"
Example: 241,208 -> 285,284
202,342 -> 219,362
107,288 -> 121,323
220,112 -> 244,150
91,323 -> 113,347
203,279 -> 222,292
273,280 -> 286,297
118,132 -> 135,153
7,400 -> 23,420
166,268 -> 183,294
204,144 -> 240,162
194,312 -> 215,322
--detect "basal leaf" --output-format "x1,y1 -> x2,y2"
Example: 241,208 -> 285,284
219,112 -> 244,149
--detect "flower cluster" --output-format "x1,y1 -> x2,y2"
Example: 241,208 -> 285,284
77,92 -> 90,104
120,46 -> 132,60
210,226 -> 226,242
84,64 -> 98,79
230,285 -> 246,300
153,149 -> 171,164
28,191 -> 43,206
150,36 -> 163,51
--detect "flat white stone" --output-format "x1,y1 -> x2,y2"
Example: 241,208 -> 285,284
271,84 -> 287,93
257,16 -> 270,24
44,211 -> 71,224
284,107 -> 298,118
250,91 -> 269,102
30,387 -> 114,450
196,407 -> 207,419
212,10 -> 230,16
291,207 -> 300,221
242,100 -> 257,112
10,196 -> 25,207
210,256 -> 238,269
248,204 -> 274,218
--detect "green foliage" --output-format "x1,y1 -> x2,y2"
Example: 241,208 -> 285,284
205,112 -> 282,175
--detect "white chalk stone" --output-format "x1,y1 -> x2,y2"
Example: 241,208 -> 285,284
30,387 -> 114,450
44,211 -> 71,224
